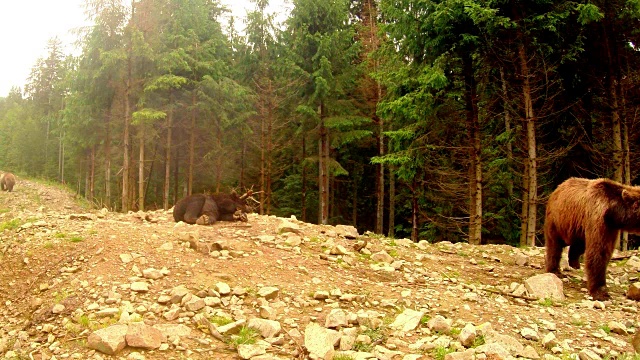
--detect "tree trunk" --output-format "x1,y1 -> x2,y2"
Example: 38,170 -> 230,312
519,159 -> 530,247
89,145 -> 95,203
463,52 -> 482,245
123,76 -> 131,213
318,103 -> 329,225
375,122 -> 384,234
260,112 -> 266,215
301,133 -> 307,222
388,166 -> 395,238
621,79 -> 630,251
138,122 -> 145,211
411,178 -> 418,242
267,83 -> 273,215
122,2 -> 134,213
188,90 -> 196,196
163,92 -> 173,210
519,42 -> 537,247
500,67 -> 514,198
105,107 -> 112,208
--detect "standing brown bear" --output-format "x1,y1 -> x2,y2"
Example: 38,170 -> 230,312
545,177 -> 640,300
0,172 -> 16,192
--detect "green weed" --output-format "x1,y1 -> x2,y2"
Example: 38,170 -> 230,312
228,327 -> 259,347
0,219 -> 21,231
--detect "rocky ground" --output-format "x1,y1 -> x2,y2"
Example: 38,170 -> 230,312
0,178 -> 638,360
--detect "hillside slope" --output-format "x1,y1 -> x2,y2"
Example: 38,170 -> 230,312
0,178 -> 637,359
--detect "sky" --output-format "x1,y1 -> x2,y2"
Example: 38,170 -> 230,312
0,0 -> 290,98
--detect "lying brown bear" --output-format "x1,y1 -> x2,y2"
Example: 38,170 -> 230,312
0,172 -> 16,192
545,177 -> 640,300
173,191 -> 251,225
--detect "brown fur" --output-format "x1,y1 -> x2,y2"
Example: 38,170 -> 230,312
1,173 -> 16,192
173,192 -> 249,225
545,177 -> 640,300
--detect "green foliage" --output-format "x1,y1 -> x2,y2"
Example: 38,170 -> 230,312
432,346 -> 455,360
227,326 -> 259,347
576,3 -> 604,24
0,219 -> 21,232
209,315 -> 234,326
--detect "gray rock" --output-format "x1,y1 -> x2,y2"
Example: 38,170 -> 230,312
607,321 -> 628,335
524,273 -> 565,301
130,281 -> 149,292
215,282 -> 231,296
125,323 -> 164,349
371,251 -> 394,264
458,323 -> 476,348
390,309 -> 425,332
444,349 -> 476,360
87,324 -> 128,355
304,322 -> 339,359
170,285 -> 190,303
248,318 -> 282,338
238,343 -> 268,359
578,349 -> 602,360
335,225 -> 359,239
142,268 -> 163,280
258,287 -> 279,300
427,315 -> 452,334
183,295 -> 205,311
325,308 -> 348,328
217,319 -> 247,335
627,282 -> 640,301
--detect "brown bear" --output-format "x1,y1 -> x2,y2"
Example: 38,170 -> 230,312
0,172 -> 16,192
545,177 -> 640,300
173,191 -> 251,225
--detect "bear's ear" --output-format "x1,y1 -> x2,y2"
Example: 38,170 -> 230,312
622,189 -> 640,202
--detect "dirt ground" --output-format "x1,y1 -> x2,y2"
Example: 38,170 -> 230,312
0,177 -> 637,359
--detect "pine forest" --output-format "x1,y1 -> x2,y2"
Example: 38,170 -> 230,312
0,0 -> 639,248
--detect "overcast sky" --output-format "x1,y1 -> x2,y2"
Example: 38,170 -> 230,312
0,0 -> 289,98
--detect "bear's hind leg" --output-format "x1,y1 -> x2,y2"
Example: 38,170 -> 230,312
545,222 -> 565,274
567,239 -> 585,269
183,201 -> 205,224
584,230 -> 617,300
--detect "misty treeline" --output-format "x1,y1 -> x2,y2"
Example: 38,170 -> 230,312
0,0 -> 639,246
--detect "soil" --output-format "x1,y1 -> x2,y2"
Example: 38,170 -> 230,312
0,177 -> 637,359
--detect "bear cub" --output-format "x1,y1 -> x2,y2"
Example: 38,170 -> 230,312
545,177 -> 640,300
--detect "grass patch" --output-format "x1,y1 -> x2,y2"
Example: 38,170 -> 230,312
449,327 -> 461,336
352,341 -> 373,352
358,253 -> 371,262
472,335 -> 485,347
570,318 -> 586,326
538,297 -> 554,307
388,239 -> 397,246
54,233 -> 67,239
617,354 -> 640,360
0,218 -> 21,232
432,346 -> 455,360
53,289 -> 72,304
600,324 -> 611,334
227,326 -> 259,347
43,241 -> 54,249
388,249 -> 399,257
333,355 -> 355,360
420,314 -> 430,325
361,327 -> 386,343
0,208 -> 10,213
210,315 -> 234,326
68,236 -> 84,243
